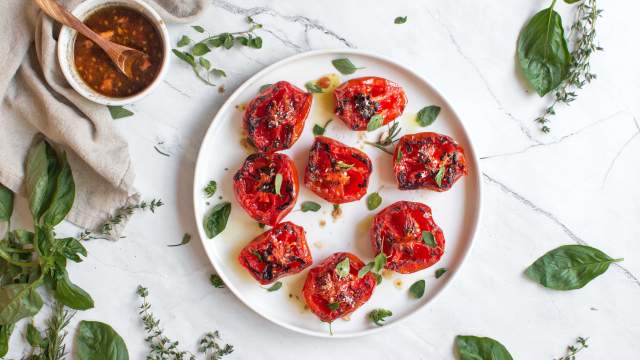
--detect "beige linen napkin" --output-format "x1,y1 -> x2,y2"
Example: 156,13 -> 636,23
0,0 -> 207,238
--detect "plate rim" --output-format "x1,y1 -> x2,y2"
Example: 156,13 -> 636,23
192,48 -> 483,338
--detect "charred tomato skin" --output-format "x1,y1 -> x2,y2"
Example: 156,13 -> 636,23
334,76 -> 407,131
238,222 -> 312,285
304,136 -> 372,204
243,81 -> 312,152
371,201 -> 445,274
233,152 -> 299,226
302,252 -> 377,323
393,132 -> 468,192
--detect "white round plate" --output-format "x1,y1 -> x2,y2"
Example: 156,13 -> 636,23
193,49 -> 482,338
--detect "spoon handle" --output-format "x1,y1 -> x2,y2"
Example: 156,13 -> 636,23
34,0 -> 117,58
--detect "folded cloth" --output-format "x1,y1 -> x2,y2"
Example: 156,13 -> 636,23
0,0 -> 207,238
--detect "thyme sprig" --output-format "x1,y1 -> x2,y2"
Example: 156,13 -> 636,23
364,121 -> 401,154
100,199 -> 164,235
536,0 -> 602,132
137,286 -> 233,360
24,303 -> 75,360
555,337 -> 589,360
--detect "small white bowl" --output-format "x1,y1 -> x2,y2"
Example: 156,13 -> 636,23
57,0 -> 170,105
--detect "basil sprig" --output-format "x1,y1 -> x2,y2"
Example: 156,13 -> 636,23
517,0 -> 571,96
525,244 -> 622,290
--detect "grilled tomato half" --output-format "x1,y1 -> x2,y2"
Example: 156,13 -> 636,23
302,252 -> 377,322
243,81 -> 312,152
304,136 -> 372,204
233,152 -> 298,226
370,201 -> 445,274
334,76 -> 407,131
393,132 -> 467,191
238,222 -> 312,285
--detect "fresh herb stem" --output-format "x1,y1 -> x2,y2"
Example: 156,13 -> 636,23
555,337 -> 589,360
364,121 -> 401,154
100,199 -> 164,235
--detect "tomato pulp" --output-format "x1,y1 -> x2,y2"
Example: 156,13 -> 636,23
238,222 -> 312,285
243,81 -> 312,152
304,136 -> 372,204
334,76 -> 407,131
233,152 -> 299,226
371,201 -> 445,274
302,252 -> 377,322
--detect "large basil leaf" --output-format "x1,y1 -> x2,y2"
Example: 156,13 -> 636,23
76,320 -> 129,360
203,202 -> 231,239
41,152 -> 75,227
455,335 -> 513,360
0,184 -> 13,222
525,244 -> 622,290
25,140 -> 58,221
517,5 -> 570,96
53,271 -> 94,310
0,323 -> 14,357
0,283 -> 43,325
56,237 -> 87,262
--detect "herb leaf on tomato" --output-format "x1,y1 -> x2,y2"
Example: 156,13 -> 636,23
422,231 -> 436,247
274,173 -> 283,196
335,257 -> 350,278
367,114 -> 384,132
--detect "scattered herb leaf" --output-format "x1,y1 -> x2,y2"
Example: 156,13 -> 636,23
455,335 -> 514,360
331,58 -> 363,75
210,274 -> 225,288
203,202 -> 231,239
394,16 -> 407,24
335,257 -> 350,278
107,106 -> 134,120
305,82 -> 323,93
366,192 -> 382,211
409,279 -> 426,299
259,84 -> 272,92
75,320 -> 129,360
357,263 -> 373,278
373,253 -> 387,273
204,180 -> 217,198
192,25 -> 205,33
313,119 -> 333,136
365,121 -> 401,154
369,309 -> 392,326
177,35 -> 191,47
416,105 -> 441,126
301,201 -> 321,212
266,282 -> 282,292
435,268 -> 447,279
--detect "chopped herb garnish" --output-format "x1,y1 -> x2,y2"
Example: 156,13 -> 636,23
274,173 -> 283,195
409,279 -> 426,299
265,281 -> 282,292
327,302 -> 339,311
331,58 -> 364,75
435,164 -> 446,188
394,16 -> 407,24
335,161 -> 354,171
301,201 -> 321,212
210,274 -> 225,288
422,231 -> 436,247
369,309 -> 392,326
335,257 -> 350,278
366,192 -> 382,211
204,180 -> 217,198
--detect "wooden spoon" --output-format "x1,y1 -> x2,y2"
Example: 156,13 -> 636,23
34,0 -> 148,78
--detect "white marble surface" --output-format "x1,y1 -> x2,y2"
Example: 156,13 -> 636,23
7,0 -> 640,358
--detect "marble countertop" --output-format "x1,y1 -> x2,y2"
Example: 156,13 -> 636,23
7,0 -> 640,358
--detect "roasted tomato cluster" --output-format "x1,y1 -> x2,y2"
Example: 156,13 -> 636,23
302,252 -> 377,322
304,136 -> 372,204
238,222 -> 312,285
371,201 -> 445,274
393,132 -> 468,191
243,81 -> 312,152
233,152 -> 298,226
334,76 -> 407,131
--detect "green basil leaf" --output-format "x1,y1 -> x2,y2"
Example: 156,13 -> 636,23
373,253 -> 386,273
394,16 -> 407,24
0,184 -> 13,222
357,262 -> 373,278
0,323 -> 14,356
236,36 -> 249,46
172,49 -> 195,66
57,237 -> 87,262
203,202 -> 231,239
517,6 -> 571,96
177,35 -> 191,47
25,140 -> 57,221
209,36 -> 224,48
249,37 -> 263,49
53,271 -> 94,310
331,58 -> 363,75
455,335 -> 514,360
199,57 -> 211,70
396,148 -> 403,162
335,257 -> 350,278
42,152 -> 75,227
211,68 -> 227,77
305,82 -> 323,93
409,279 -> 425,299
266,281 -> 282,292
26,323 -> 41,347
416,105 -> 441,127
0,283 -> 43,325
274,174 -> 283,195
301,201 -> 321,212
435,268 -> 447,279
525,245 -> 623,290
435,164 -> 446,188
210,274 -> 225,288
107,106 -> 134,119
75,320 -> 129,360
327,302 -> 339,311
192,25 -> 205,33
9,230 -> 34,246
223,34 -> 234,49
374,273 -> 382,285
366,192 -> 382,211
369,308 -> 392,326
422,231 -> 436,247
367,114 -> 384,132
204,180 -> 217,198
191,43 -> 210,56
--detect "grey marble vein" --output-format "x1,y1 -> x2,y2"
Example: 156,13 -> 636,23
163,79 -> 192,98
601,130 -> 640,187
210,0 -> 356,48
482,172 -> 640,288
